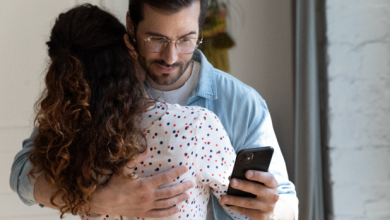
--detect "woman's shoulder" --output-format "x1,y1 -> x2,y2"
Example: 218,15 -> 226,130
142,102 -> 222,132
166,104 -> 220,126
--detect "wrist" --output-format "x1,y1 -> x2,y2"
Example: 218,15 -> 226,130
34,173 -> 61,209
90,186 -> 115,215
271,194 -> 296,220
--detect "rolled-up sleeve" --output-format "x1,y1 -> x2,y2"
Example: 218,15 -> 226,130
245,98 -> 299,219
10,128 -> 41,205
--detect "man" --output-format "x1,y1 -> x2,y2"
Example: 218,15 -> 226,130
10,0 -> 298,219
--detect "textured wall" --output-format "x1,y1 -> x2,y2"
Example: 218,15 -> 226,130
326,0 -> 390,219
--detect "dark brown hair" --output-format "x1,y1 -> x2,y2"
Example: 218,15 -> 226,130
128,0 -> 209,28
29,4 -> 148,217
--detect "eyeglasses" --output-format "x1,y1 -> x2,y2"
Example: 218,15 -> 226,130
133,31 -> 203,54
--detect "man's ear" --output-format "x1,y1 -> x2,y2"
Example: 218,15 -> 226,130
123,34 -> 138,60
126,11 -> 135,37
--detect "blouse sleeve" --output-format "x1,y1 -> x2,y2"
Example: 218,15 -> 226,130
194,109 -> 248,219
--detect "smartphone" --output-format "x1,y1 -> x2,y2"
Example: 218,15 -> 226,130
226,147 -> 274,201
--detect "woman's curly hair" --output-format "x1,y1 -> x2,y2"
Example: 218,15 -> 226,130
28,4 -> 149,217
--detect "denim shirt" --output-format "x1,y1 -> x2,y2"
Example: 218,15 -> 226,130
148,50 -> 298,219
10,50 -> 297,219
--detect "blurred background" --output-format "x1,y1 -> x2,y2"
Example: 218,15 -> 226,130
0,0 -> 389,220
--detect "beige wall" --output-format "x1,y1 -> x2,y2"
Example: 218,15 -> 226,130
227,0 -> 295,180
1,1 -> 77,219
0,0 -> 294,219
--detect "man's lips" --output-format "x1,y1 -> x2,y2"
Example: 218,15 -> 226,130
155,64 -> 178,73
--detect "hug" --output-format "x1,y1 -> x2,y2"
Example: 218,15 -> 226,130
10,1 -> 298,220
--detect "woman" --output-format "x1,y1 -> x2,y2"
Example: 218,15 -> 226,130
29,4 -> 243,220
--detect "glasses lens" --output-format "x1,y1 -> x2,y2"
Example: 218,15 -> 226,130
145,37 -> 167,53
177,38 -> 198,54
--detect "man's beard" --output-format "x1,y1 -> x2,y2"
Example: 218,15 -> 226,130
138,55 -> 193,86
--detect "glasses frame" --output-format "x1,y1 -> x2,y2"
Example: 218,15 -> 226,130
133,30 -> 203,54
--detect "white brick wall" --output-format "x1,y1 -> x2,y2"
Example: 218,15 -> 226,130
326,0 -> 390,219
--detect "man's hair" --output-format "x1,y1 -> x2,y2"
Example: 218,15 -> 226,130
128,0 -> 209,28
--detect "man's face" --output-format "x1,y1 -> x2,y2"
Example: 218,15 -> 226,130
133,2 -> 200,88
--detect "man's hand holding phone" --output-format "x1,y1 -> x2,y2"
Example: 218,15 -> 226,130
220,170 -> 279,220
220,147 -> 280,220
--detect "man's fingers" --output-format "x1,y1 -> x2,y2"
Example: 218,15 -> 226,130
220,195 -> 272,212
155,180 -> 194,200
124,148 -> 150,174
146,206 -> 180,218
246,170 -> 278,189
137,148 -> 151,163
154,192 -> 190,209
150,166 -> 189,186
230,178 -> 279,203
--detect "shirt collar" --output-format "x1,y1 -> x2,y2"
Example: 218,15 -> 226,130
189,49 -> 217,101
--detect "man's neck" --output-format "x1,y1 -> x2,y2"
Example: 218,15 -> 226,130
147,61 -> 194,92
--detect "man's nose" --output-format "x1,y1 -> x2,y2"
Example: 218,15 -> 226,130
160,41 -> 178,65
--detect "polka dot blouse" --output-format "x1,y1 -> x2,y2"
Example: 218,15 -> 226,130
81,103 -> 247,220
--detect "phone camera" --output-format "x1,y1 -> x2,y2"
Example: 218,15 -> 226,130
238,153 -> 254,165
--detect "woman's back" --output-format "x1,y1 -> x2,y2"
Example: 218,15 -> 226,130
83,103 -> 245,220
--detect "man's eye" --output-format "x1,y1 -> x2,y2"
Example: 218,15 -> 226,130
150,37 -> 165,42
181,38 -> 192,42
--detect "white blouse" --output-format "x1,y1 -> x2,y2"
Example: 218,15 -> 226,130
82,103 -> 246,220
